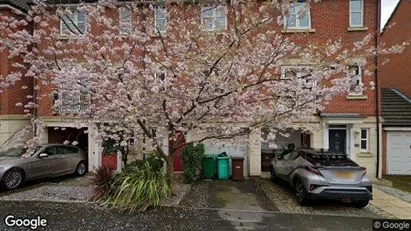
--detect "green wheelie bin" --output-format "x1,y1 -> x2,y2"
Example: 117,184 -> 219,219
216,155 -> 230,180
202,154 -> 216,179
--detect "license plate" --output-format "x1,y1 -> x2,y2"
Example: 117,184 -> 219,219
334,171 -> 354,179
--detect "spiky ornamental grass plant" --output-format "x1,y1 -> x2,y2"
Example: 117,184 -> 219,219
90,166 -> 117,202
103,162 -> 170,212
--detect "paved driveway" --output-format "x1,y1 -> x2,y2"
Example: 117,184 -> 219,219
179,180 -> 278,230
180,180 -> 277,211
259,179 -> 393,218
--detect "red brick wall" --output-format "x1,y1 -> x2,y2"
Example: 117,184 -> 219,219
30,1 -> 376,117
0,9 -> 33,116
380,0 -> 411,98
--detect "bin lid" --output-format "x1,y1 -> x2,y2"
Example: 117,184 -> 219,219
203,154 -> 216,158
216,156 -> 230,160
231,156 -> 245,160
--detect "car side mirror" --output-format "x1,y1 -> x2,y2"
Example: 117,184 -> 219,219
39,153 -> 48,158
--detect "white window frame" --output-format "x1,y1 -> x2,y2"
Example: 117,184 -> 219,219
201,4 -> 227,31
60,11 -> 87,36
349,0 -> 364,27
280,65 -> 317,89
53,84 -> 91,114
154,6 -> 167,34
348,65 -> 364,96
284,1 -> 311,30
360,128 -> 369,152
154,71 -> 169,92
119,7 -> 132,35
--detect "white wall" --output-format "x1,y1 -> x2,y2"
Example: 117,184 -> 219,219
0,117 -> 31,150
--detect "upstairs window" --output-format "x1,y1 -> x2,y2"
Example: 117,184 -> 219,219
281,65 -> 316,90
154,6 -> 167,34
60,11 -> 86,36
350,0 -> 364,27
348,65 -> 363,95
52,82 -> 91,114
284,1 -> 311,29
119,7 -> 132,35
201,5 -> 227,31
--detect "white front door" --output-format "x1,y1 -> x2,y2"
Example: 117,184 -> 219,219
387,132 -> 411,175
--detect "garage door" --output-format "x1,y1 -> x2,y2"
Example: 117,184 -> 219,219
387,132 -> 411,175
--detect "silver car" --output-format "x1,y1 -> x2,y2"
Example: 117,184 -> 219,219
0,144 -> 87,190
270,147 -> 372,208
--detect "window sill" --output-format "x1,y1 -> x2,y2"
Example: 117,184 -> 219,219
281,28 -> 316,34
150,32 -> 167,38
357,152 -> 373,158
346,95 -> 368,100
57,35 -> 85,40
347,27 -> 368,32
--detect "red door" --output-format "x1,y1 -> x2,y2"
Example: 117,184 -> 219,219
171,132 -> 185,172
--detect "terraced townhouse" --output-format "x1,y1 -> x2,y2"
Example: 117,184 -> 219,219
0,0 -> 385,178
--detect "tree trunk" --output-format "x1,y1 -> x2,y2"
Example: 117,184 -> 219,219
165,153 -> 174,193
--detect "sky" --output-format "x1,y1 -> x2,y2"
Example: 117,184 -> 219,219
381,0 -> 400,28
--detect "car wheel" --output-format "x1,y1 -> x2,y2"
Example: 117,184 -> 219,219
75,161 -> 87,176
294,179 -> 309,206
352,200 -> 369,208
1,169 -> 24,190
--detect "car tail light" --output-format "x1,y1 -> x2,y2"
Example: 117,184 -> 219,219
305,166 -> 323,176
309,184 -> 319,191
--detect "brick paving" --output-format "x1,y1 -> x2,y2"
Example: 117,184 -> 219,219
258,179 -> 395,218
370,187 -> 411,219
373,184 -> 411,203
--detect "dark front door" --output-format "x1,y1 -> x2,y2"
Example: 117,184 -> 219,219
329,129 -> 346,154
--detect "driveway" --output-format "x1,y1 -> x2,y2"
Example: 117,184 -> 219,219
180,180 -> 277,211
179,180 -> 278,230
259,179 -> 393,218
0,175 -> 92,202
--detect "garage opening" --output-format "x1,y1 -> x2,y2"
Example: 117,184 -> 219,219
47,127 -> 89,153
261,129 -> 310,172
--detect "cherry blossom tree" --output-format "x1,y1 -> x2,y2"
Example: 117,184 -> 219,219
0,0 -> 407,186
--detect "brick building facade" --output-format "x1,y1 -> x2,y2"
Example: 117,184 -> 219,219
0,1 -> 33,149
1,0 -> 382,177
380,0 -> 411,176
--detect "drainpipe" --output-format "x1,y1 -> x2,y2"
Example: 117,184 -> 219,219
375,1 -> 381,179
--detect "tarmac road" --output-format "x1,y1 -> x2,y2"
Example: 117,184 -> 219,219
0,201 -> 374,231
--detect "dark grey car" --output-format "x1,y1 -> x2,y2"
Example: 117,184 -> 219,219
0,144 -> 87,190
270,148 -> 372,208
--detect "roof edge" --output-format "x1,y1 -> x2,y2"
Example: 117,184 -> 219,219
381,0 -> 401,34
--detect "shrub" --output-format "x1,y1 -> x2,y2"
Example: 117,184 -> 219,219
125,151 -> 164,173
90,166 -> 116,201
103,161 -> 170,212
181,143 -> 205,183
